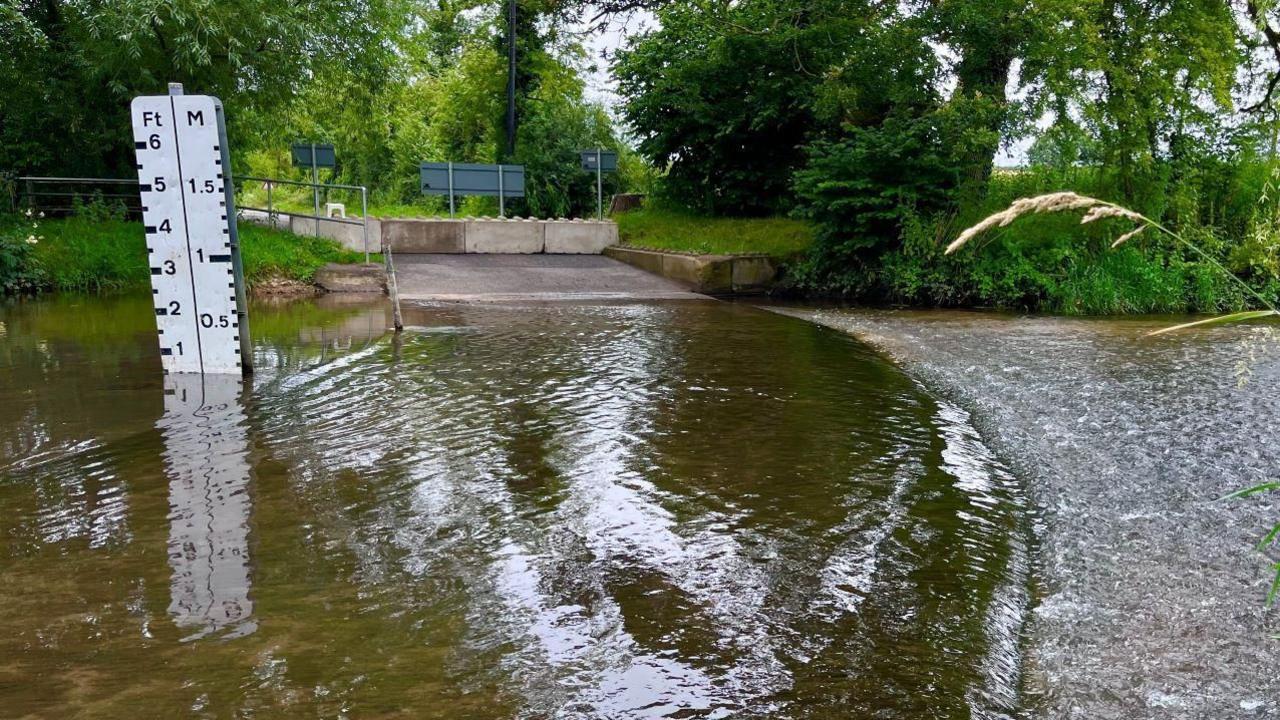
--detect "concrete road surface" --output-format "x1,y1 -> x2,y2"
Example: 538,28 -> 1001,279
391,254 -> 708,302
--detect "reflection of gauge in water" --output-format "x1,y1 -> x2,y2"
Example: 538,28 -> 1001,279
159,373 -> 256,641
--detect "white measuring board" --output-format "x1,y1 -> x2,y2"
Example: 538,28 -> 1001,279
131,93 -> 249,375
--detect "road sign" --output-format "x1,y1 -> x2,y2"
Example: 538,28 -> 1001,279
420,162 -> 525,217
291,143 -> 335,224
291,143 -> 336,168
131,88 -> 250,375
579,150 -> 618,172
420,163 -> 525,197
579,149 -> 617,219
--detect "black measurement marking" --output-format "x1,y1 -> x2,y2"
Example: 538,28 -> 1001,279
160,348 -> 173,356
144,225 -> 157,234
135,141 -> 147,150
155,307 -> 167,316
140,184 -> 152,192
209,254 -> 231,263
151,267 -> 162,275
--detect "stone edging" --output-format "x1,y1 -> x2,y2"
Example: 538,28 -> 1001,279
602,245 -> 778,295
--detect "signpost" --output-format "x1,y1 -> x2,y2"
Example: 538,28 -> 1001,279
420,162 -> 524,217
131,84 -> 250,375
579,149 -> 618,220
291,142 -> 336,224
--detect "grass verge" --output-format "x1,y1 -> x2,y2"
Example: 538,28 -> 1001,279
615,208 -> 813,259
1,214 -> 369,294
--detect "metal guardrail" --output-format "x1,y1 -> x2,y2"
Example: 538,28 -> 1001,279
15,176 -> 144,216
18,175 -> 373,263
235,175 -> 372,263
14,173 -> 402,331
235,175 -> 400,331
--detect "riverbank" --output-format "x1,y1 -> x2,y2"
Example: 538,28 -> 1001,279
614,207 -> 812,259
0,214 -> 370,295
773,307 -> 1280,718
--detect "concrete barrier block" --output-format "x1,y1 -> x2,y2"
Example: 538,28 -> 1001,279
383,219 -> 465,253
544,221 -> 618,254
465,220 -> 544,254
731,256 -> 777,292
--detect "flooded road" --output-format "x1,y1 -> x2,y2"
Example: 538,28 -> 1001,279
779,308 -> 1280,719
0,296 -> 1031,718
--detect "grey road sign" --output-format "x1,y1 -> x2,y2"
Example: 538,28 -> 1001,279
580,150 -> 618,173
580,149 -> 617,220
421,162 -> 525,216
291,143 -> 336,168
421,163 -> 525,197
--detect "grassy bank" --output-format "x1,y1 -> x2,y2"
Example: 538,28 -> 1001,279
795,165 -> 1280,314
0,213 -> 368,295
615,207 -> 813,259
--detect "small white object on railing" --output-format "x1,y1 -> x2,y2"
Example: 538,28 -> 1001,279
325,202 -> 346,218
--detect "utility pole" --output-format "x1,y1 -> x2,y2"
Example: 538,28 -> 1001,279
505,0 -> 517,160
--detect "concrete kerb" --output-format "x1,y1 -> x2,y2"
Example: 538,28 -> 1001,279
603,246 -> 779,295
313,262 -> 386,293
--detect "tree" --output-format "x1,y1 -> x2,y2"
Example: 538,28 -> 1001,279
0,0 -> 409,177
615,0 -> 873,214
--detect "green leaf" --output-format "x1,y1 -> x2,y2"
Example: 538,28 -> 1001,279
1257,522 -> 1280,553
1146,310 -> 1279,336
1218,482 -> 1280,501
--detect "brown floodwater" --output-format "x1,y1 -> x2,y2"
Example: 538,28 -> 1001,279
0,294 -> 1033,719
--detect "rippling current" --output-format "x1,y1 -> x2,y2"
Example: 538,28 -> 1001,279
0,295 -> 1033,718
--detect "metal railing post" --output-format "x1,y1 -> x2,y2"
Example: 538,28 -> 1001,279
383,237 -> 404,333
498,165 -> 505,218
596,148 -> 603,220
447,162 -> 455,218
361,186 -> 369,264
266,180 -> 274,228
310,143 -> 320,237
